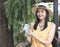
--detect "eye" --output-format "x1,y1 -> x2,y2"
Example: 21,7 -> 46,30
37,10 -> 40,13
41,10 -> 45,13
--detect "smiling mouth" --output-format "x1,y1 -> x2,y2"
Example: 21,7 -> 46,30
38,15 -> 43,17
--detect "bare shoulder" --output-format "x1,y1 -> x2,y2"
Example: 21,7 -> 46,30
49,22 -> 56,27
29,21 -> 35,29
30,21 -> 35,26
51,22 -> 56,28
29,21 -> 35,31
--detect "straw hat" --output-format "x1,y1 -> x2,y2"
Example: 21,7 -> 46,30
32,3 -> 53,16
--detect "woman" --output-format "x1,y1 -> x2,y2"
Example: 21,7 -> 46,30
26,3 -> 56,47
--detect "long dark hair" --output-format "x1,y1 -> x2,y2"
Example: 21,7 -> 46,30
33,5 -> 49,30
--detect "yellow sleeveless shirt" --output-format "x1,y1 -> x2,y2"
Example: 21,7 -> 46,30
31,22 -> 52,47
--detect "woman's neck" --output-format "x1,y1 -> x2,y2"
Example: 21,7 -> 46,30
39,19 -> 45,24
38,20 -> 45,30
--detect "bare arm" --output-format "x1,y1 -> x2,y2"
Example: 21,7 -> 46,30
26,22 -> 34,43
29,23 -> 56,47
26,33 -> 31,43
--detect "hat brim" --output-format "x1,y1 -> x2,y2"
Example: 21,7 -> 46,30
32,6 -> 53,16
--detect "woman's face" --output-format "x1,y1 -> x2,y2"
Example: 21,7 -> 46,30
37,8 -> 46,20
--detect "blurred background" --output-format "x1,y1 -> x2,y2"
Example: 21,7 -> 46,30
0,0 -> 60,47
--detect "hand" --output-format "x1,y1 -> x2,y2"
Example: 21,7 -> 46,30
26,29 -> 32,35
25,29 -> 33,37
